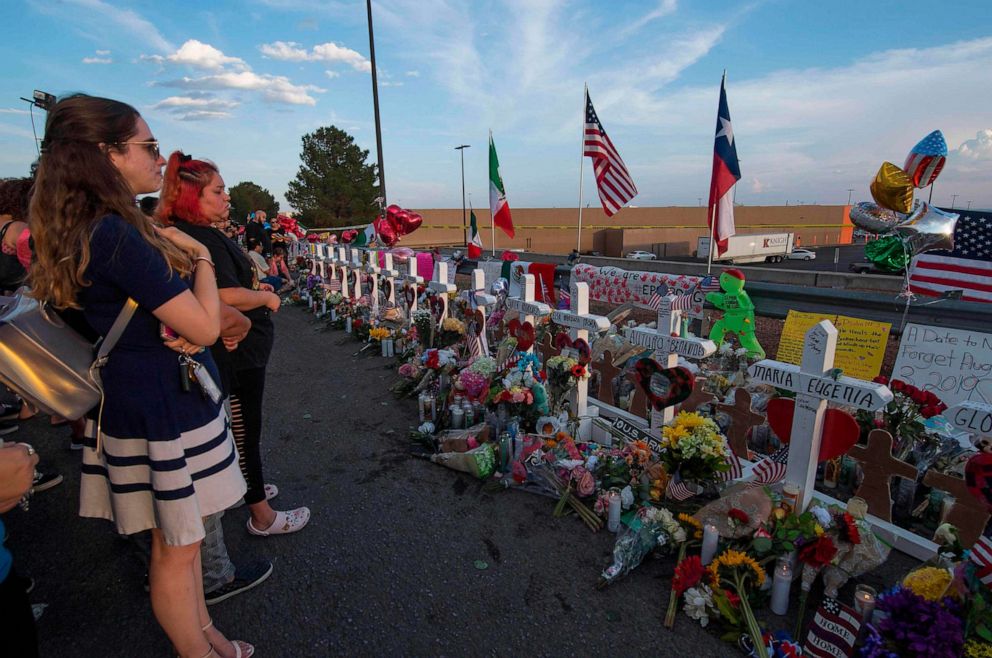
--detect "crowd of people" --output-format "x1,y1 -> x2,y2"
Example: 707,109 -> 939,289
0,93 -> 311,658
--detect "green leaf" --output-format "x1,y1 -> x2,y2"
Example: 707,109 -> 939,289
782,541 -> 794,552
752,537 -> 772,554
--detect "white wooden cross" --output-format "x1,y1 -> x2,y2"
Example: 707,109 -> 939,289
316,244 -> 328,279
365,249 -> 380,313
463,268 -> 497,356
747,320 -> 894,510
427,261 -> 456,325
349,248 -> 362,300
550,281 -> 610,439
381,253 -> 398,306
335,247 -> 351,300
504,273 -> 551,354
623,295 -> 717,429
309,242 -> 318,277
402,257 -> 423,315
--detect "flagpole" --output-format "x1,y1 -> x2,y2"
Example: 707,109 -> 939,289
490,130 -> 496,257
706,70 -> 727,276
576,83 -> 588,254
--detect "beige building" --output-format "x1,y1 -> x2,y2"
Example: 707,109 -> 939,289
399,205 -> 854,256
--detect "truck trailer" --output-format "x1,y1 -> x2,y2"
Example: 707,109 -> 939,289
696,233 -> 795,264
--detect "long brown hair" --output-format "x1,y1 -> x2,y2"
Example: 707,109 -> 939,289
29,94 -> 190,308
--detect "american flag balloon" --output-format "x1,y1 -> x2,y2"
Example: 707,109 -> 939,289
903,130 -> 947,188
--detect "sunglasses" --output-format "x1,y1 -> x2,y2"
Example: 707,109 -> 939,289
113,140 -> 161,160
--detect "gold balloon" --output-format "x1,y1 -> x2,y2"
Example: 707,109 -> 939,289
870,162 -> 915,214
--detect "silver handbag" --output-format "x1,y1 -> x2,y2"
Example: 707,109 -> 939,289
0,291 -> 136,422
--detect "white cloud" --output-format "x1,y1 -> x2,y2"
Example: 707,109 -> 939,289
145,40 -> 248,71
749,177 -> 766,193
95,49 -> 110,55
259,40 -> 371,73
176,111 -> 233,121
48,0 -> 174,53
618,0 -> 678,38
157,72 -> 324,106
82,56 -> 112,64
324,70 -> 340,79
0,109 -> 30,116
151,96 -> 240,111
956,129 -> 992,161
405,70 -> 420,77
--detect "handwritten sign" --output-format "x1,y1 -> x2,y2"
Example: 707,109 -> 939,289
777,310 -> 890,380
571,263 -> 703,315
895,323 -> 992,408
944,401 -> 992,436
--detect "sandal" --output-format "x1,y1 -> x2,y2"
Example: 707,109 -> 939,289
201,620 -> 255,658
264,483 -> 278,501
246,507 -> 310,536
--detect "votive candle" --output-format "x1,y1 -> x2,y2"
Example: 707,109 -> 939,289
607,489 -> 622,533
770,559 -> 792,615
854,585 -> 876,622
701,523 -> 719,565
345,317 -> 352,333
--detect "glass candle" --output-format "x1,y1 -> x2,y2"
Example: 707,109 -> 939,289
781,482 -> 800,511
770,559 -> 792,615
607,489 -> 622,533
450,405 -> 464,429
701,523 -> 719,565
854,584 -> 877,622
345,317 -> 352,334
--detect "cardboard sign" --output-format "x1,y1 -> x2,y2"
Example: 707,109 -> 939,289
895,323 -> 992,408
777,310 -> 890,380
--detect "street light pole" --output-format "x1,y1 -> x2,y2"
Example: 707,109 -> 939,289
951,194 -> 959,209
367,0 -> 386,209
846,188 -> 854,205
968,200 -> 973,210
455,144 -> 470,246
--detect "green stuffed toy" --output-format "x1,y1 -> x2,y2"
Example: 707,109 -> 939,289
706,268 -> 765,359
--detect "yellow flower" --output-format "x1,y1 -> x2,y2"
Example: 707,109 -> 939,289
675,411 -> 707,429
814,523 -> 824,536
709,549 -> 766,587
902,567 -> 953,602
964,639 -> 992,658
678,512 -> 702,535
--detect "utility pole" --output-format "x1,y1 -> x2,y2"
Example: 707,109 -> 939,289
951,194 -> 959,209
967,200 -> 973,210
367,0 -> 386,209
846,188 -> 854,205
455,144 -> 470,245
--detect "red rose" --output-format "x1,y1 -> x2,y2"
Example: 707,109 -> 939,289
921,405 -> 938,419
911,390 -> 927,405
873,418 -> 886,428
925,391 -> 940,405
873,375 -> 889,385
728,508 -> 750,524
891,380 -> 905,392
798,536 -> 837,568
723,589 -> 741,608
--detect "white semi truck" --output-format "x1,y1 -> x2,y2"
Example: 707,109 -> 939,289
696,233 -> 795,264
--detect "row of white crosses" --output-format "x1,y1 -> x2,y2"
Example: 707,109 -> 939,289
551,281 -> 610,440
748,320 -> 893,510
623,295 -> 717,430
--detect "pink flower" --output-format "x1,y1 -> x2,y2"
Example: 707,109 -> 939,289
511,460 -> 528,484
511,391 -> 526,403
575,469 -> 596,497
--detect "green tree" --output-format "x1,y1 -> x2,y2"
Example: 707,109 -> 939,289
228,181 -> 279,225
286,126 -> 379,228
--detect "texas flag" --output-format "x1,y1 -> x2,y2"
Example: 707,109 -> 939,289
707,73 -> 740,256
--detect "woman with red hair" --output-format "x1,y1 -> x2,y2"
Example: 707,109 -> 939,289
158,152 -> 310,539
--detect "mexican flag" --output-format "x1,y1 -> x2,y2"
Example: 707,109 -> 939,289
489,133 -> 514,238
353,223 -> 376,247
467,208 -> 483,259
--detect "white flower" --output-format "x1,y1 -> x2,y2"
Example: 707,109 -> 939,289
671,527 -> 687,544
810,505 -> 832,528
683,585 -> 716,627
620,485 -> 634,509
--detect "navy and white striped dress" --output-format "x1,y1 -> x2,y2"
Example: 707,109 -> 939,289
77,216 -> 246,546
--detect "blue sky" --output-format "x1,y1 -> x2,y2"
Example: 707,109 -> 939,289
1,0 -> 991,213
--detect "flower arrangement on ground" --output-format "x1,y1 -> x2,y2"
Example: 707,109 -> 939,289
859,586 -> 964,658
708,548 -> 767,655
659,411 -> 730,492
437,317 -> 466,349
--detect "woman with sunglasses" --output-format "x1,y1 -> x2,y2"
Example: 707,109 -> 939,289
29,94 -> 252,658
158,152 -> 310,539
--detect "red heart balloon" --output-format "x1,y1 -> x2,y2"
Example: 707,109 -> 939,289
766,398 -> 860,462
374,217 -> 398,247
633,358 -> 694,410
508,319 -> 535,351
395,210 -> 423,236
386,204 -> 403,222
965,452 -> 992,512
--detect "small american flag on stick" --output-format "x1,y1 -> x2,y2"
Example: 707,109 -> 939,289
750,446 -> 789,485
971,535 -> 992,586
665,474 -> 697,501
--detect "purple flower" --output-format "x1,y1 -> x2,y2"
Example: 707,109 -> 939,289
864,587 -> 963,658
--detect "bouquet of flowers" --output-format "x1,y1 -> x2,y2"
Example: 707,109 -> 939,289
664,513 -> 705,627
708,549 -> 768,655
438,317 -> 466,349
369,327 -> 390,343
599,506 -> 686,587
545,355 -> 587,413
860,586 -> 964,658
859,377 -> 948,460
412,309 -> 435,349
487,366 -> 549,428
659,411 -> 730,490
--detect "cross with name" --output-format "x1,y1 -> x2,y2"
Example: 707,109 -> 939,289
747,320 -> 894,510
945,401 -> 992,439
335,247 -> 351,300
623,294 -> 717,429
365,249 -> 380,312
464,269 -> 496,356
426,261 -> 456,325
550,281 -> 610,439
349,248 -> 362,300
402,257 -> 424,315
504,273 -> 551,353
379,253 -> 398,306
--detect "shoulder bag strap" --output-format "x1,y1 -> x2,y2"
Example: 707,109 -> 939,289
95,297 -> 138,364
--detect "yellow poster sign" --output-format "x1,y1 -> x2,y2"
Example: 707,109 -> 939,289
776,311 -> 890,380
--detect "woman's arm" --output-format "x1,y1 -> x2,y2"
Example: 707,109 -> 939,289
152,227 -> 222,346
218,286 -> 280,314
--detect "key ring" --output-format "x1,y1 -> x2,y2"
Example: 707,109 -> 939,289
19,443 -> 35,456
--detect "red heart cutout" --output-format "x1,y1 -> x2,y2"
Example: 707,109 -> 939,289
512,321 -> 535,351
966,452 -> 992,512
641,273 -> 648,281
633,358 -> 694,410
554,331 -> 572,351
766,398 -> 860,462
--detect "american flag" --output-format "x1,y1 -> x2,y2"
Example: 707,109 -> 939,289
584,89 -> 637,217
698,275 -> 720,293
908,210 -> 992,303
970,535 -> 992,586
647,285 -> 667,310
803,597 -> 861,658
665,478 -> 696,502
719,443 -> 743,481
750,446 -> 789,485
557,288 -> 571,309
670,293 -> 694,311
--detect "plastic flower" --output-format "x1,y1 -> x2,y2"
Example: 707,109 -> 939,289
902,567 -> 953,602
728,508 -> 750,525
570,364 -> 587,378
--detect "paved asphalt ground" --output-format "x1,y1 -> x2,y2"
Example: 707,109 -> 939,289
8,305 -> 914,657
